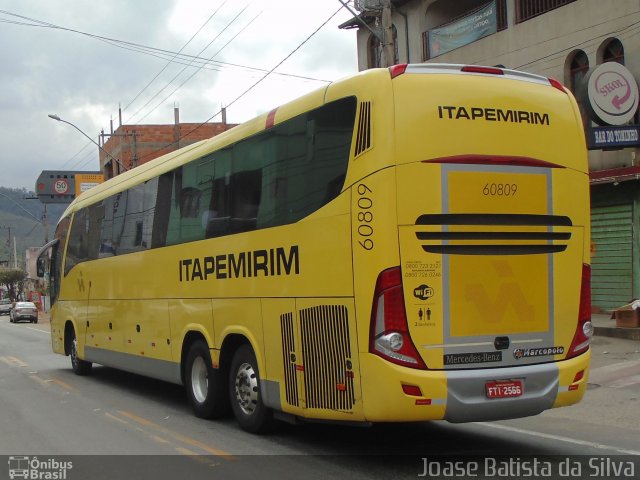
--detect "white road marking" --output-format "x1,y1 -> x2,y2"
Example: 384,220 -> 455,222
26,326 -> 50,334
476,422 -> 640,455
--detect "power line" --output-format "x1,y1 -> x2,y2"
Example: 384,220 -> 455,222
132,10 -> 262,124
122,2 -> 230,113
514,16 -> 640,71
135,6 -> 344,165
123,6 -> 226,110
67,148 -> 98,171
128,3 -> 255,124
0,10 -> 330,83
58,141 -> 94,170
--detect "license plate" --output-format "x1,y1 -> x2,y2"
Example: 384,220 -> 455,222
485,380 -> 523,399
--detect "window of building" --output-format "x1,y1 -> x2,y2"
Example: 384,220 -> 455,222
367,25 -> 398,68
515,0 -> 577,23
368,33 -> 382,68
568,50 -> 589,94
600,38 -> 624,64
566,50 -> 589,125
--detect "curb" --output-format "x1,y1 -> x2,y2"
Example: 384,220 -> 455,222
594,326 -> 640,341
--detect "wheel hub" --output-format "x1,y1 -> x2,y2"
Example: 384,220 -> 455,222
191,356 -> 209,404
234,362 -> 258,415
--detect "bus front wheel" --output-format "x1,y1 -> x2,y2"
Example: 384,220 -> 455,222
229,344 -> 274,433
185,340 -> 229,419
69,328 -> 92,375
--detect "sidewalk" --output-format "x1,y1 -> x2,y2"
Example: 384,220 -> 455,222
38,310 -> 50,327
592,313 -> 640,341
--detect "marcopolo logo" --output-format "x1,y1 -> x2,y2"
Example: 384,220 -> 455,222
514,346 -> 564,360
8,456 -> 73,480
587,61 -> 639,126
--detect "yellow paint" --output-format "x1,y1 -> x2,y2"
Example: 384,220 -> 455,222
450,255 -> 549,336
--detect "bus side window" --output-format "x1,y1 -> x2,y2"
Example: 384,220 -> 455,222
87,202 -> 104,260
151,172 -> 173,248
36,257 -> 47,277
51,216 -> 69,302
65,209 -> 88,276
179,187 -> 202,218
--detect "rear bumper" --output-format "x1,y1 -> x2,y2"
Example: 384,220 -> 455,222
360,350 -> 590,423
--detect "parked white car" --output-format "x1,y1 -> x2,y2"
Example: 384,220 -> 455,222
0,299 -> 11,316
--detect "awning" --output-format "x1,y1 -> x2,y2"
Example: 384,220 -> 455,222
590,165 -> 640,185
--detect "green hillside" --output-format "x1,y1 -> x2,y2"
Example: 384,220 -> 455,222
0,187 -> 66,269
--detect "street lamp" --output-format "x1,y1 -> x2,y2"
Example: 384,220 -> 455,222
0,192 -> 44,268
47,114 -> 128,172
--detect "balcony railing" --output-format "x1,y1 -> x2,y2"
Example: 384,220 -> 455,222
515,0 -> 577,23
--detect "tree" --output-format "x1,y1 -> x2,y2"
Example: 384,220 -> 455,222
0,269 -> 27,301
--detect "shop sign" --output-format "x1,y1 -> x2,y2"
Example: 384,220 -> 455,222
428,1 -> 497,58
587,62 -> 639,126
587,125 -> 640,150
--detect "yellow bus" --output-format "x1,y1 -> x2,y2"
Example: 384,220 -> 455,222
38,63 -> 592,433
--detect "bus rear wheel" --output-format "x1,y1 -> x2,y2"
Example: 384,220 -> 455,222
185,340 -> 229,419
229,344 -> 275,433
69,328 -> 92,375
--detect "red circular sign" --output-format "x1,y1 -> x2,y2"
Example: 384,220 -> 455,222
54,179 -> 69,194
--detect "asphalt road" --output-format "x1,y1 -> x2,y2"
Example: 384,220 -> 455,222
1,315 -> 639,480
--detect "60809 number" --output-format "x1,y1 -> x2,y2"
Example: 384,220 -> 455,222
357,184 -> 374,250
483,183 -> 518,197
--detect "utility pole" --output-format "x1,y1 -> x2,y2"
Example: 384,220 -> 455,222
381,0 -> 395,67
43,204 -> 48,244
7,226 -> 11,268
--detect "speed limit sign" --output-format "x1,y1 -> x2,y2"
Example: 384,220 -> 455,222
54,179 -> 69,194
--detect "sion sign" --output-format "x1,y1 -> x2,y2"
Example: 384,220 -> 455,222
587,62 -> 639,126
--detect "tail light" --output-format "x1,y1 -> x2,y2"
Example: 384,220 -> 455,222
567,264 -> 593,359
389,64 -> 408,78
461,65 -> 504,75
369,267 -> 426,369
548,77 -> 567,93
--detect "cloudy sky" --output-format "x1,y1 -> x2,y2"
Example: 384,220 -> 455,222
0,0 -> 359,190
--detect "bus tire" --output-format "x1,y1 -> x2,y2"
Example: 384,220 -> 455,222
185,340 -> 229,419
229,344 -> 275,433
69,328 -> 92,376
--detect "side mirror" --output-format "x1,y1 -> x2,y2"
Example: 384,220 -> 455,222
37,257 -> 47,278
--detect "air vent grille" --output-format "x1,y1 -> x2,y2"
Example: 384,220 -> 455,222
280,312 -> 299,407
354,101 -> 372,157
300,305 -> 354,411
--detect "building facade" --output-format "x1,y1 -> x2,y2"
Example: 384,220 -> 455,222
341,0 -> 640,311
99,107 -> 236,178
